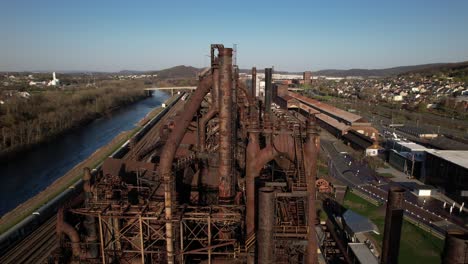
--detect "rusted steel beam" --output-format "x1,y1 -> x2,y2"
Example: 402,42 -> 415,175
218,47 -> 234,203
381,187 -> 405,264
158,71 -> 213,264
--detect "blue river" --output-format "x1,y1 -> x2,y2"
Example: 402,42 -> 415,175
0,91 -> 169,216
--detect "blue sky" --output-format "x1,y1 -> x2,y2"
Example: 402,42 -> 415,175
1,0 -> 468,72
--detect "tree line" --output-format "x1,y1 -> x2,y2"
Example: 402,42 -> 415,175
0,84 -> 146,157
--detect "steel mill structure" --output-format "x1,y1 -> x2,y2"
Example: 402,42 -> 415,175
55,44 -> 321,264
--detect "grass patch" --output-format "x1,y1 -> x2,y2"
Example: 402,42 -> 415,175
314,95 -> 334,102
343,192 -> 443,264
378,172 -> 395,178
0,125 -> 142,234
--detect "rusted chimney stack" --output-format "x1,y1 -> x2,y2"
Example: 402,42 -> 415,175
264,68 -> 273,114
251,67 -> 257,98
257,187 -> 275,264
218,47 -> 235,203
381,187 -> 405,264
442,230 -> 468,264
303,71 -> 312,85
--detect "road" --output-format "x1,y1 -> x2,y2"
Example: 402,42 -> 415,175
320,131 -> 466,236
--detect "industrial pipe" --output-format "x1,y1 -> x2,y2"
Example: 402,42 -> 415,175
199,108 -> 218,151
218,47 -> 234,203
159,72 -> 213,264
238,82 -> 255,108
199,62 -> 220,151
381,187 -> 405,264
57,208 -> 81,261
245,129 -> 277,236
304,122 -> 320,264
257,187 -> 275,264
83,168 -> 99,258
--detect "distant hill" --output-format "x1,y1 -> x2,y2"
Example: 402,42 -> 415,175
8,61 -> 467,80
118,70 -> 146,75
402,61 -> 468,81
312,63 -> 454,77
240,62 -> 468,78
116,66 -> 201,79
152,65 -> 200,79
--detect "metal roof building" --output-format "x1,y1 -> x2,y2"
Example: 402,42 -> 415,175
425,150 -> 468,203
348,243 -> 379,264
342,210 -> 380,237
288,92 -> 364,125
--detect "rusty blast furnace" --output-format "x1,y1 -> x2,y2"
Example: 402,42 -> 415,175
57,44 -> 320,264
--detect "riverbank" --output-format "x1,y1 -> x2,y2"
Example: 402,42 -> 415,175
0,94 -> 174,234
0,92 -> 148,162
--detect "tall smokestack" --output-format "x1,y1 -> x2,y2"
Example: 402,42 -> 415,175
442,230 -> 468,264
257,187 -> 275,264
264,68 -> 273,114
303,71 -> 311,85
251,67 -> 257,98
381,187 -> 405,264
218,47 -> 234,203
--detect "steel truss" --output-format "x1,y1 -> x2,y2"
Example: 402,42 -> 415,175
179,205 -> 244,263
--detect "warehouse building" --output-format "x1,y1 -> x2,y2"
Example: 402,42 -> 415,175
425,150 -> 468,203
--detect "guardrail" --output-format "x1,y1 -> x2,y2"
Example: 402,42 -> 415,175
348,188 -> 380,206
403,215 -> 445,240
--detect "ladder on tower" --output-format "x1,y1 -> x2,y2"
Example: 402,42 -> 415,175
293,127 -> 307,191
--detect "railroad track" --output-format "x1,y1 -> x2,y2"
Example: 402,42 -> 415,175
125,95 -> 186,161
0,216 -> 57,264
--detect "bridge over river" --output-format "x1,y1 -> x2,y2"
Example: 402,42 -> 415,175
144,86 -> 196,96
